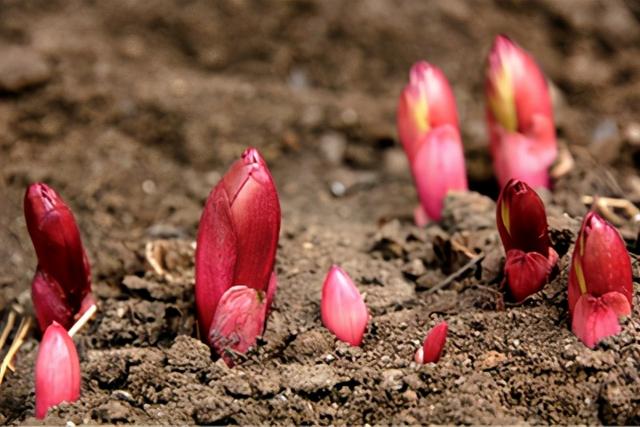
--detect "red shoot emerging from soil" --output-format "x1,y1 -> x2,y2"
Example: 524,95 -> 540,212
496,179 -> 558,302
397,61 -> 468,223
24,183 -> 94,332
415,321 -> 448,364
568,212 -> 633,348
195,147 -> 281,364
35,322 -> 81,419
321,265 -> 369,346
485,35 -> 557,189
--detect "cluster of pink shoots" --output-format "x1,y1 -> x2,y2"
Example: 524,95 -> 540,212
398,35 -> 557,223
397,34 -> 633,348
23,34 -> 634,419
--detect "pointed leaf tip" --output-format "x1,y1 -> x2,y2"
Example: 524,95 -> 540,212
208,285 -> 267,366
35,322 -> 80,419
418,321 -> 448,364
321,265 -> 369,346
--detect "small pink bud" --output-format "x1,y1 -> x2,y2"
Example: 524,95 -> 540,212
321,265 -> 368,346
24,183 -> 92,331
195,148 -> 281,359
485,35 -> 557,189
35,322 -> 81,419
397,62 -> 468,223
208,285 -> 267,366
415,321 -> 448,364
568,212 -> 633,348
496,179 -> 558,302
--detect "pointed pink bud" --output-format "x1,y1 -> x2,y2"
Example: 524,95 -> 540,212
485,35 -> 557,189
496,180 -> 557,301
195,147 -> 281,345
208,285 -> 267,366
321,265 -> 369,346
397,62 -> 467,223
415,321 -> 448,364
24,183 -> 92,331
397,61 -> 459,162
35,322 -> 81,419
412,125 -> 468,221
568,212 -> 633,347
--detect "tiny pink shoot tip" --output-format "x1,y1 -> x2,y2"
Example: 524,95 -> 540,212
321,265 -> 369,346
415,321 -> 448,364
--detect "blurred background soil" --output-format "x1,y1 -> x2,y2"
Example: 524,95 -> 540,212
1,0 -> 640,424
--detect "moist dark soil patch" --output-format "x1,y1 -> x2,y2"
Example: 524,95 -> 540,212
1,0 -> 640,424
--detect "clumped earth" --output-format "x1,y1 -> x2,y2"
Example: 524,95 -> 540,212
2,0 -> 640,424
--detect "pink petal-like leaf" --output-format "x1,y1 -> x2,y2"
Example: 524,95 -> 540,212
195,184 -> 237,338
492,131 -> 552,189
321,265 -> 369,346
31,269 -> 74,331
411,125 -> 468,221
35,322 -> 81,419
504,249 -> 554,302
571,293 -> 630,349
417,321 -> 448,364
208,285 -> 267,366
223,148 -> 281,294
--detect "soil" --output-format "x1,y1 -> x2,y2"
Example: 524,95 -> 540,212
1,0 -> 640,424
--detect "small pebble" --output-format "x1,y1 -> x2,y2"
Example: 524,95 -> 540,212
0,46 -> 51,92
330,181 -> 346,197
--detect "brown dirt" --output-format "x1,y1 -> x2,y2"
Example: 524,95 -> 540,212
1,0 -> 640,424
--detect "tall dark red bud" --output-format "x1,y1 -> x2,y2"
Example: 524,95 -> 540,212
496,179 -> 558,302
24,183 -> 93,331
